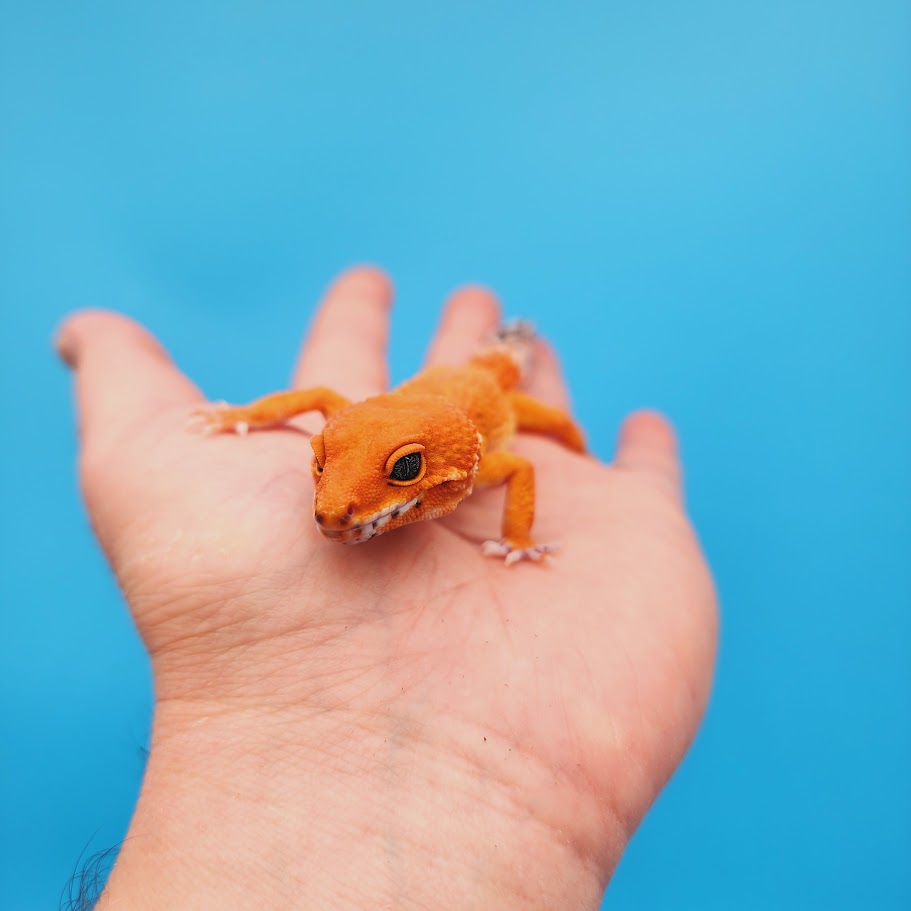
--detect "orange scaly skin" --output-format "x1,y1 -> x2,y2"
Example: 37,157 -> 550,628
193,341 -> 586,564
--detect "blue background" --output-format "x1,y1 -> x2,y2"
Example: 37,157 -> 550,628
1,1 -> 909,908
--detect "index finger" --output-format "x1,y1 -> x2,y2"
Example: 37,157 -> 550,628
293,266 -> 393,401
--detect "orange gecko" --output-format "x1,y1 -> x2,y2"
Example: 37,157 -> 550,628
194,326 -> 586,564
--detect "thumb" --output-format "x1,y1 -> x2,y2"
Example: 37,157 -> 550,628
56,310 -> 202,453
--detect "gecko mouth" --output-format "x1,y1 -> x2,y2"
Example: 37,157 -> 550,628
316,495 -> 422,544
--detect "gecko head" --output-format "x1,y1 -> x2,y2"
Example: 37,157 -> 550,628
308,393 -> 481,544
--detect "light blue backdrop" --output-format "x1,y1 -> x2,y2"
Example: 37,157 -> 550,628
1,2 -> 908,908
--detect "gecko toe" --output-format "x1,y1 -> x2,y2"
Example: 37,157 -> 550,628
187,402 -> 245,436
481,539 -> 558,565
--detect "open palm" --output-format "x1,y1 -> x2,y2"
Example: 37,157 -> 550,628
61,267 -> 716,903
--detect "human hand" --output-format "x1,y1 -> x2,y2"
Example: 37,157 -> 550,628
59,267 -> 716,910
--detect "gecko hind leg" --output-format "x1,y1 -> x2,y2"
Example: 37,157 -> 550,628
509,392 -> 586,453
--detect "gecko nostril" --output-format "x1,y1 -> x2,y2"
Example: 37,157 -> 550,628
346,503 -> 356,517
315,513 -> 324,525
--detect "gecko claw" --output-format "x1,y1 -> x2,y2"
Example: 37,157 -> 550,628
481,539 -> 558,565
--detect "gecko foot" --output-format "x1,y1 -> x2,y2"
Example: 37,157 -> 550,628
187,403 -> 250,436
486,320 -> 537,376
481,539 -> 559,566
493,319 -> 536,346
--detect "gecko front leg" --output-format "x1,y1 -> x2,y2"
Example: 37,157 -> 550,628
190,387 -> 351,435
476,450 -> 557,565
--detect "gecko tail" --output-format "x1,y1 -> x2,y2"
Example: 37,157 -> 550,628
470,320 -> 536,389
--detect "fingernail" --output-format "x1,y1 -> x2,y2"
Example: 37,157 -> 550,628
54,323 -> 79,368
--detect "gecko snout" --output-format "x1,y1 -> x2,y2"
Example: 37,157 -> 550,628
314,502 -> 358,530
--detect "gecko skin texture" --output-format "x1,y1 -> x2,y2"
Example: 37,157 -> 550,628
193,337 -> 586,565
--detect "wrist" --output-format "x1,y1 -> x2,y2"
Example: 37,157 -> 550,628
102,695 -> 614,910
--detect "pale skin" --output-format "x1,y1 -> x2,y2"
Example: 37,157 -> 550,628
58,266 -> 717,910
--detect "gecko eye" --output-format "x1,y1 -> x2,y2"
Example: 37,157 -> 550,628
310,433 -> 326,475
389,452 -> 421,481
386,444 -> 426,485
